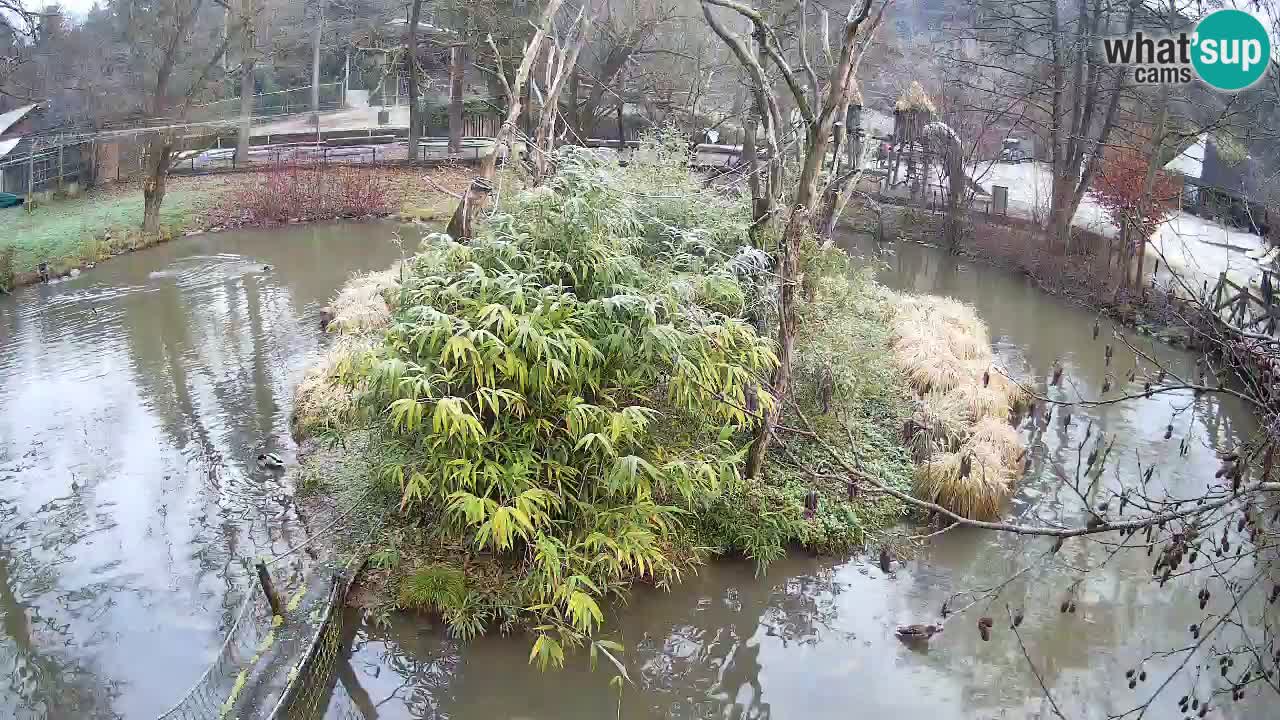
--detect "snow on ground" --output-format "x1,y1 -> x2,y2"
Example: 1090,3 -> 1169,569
971,161 -> 1271,294
252,106 -> 412,135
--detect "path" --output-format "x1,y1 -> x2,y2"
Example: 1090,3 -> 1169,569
969,161 -> 1270,293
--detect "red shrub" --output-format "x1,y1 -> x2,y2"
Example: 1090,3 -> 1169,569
219,161 -> 393,226
1093,144 -> 1182,241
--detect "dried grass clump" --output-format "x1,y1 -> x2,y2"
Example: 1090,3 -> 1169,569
293,262 -> 403,439
327,265 -> 402,333
969,416 -> 1026,472
891,296 -> 989,394
906,392 -> 969,461
943,381 -> 1012,424
292,337 -> 373,439
895,81 -> 937,114
916,444 -> 1012,520
888,292 -> 1029,519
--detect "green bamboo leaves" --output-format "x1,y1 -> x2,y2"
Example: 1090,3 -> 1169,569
347,147 -> 775,666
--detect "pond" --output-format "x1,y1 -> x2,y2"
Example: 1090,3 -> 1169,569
0,221 -> 407,719
0,224 -> 1269,719
330,233 -> 1267,720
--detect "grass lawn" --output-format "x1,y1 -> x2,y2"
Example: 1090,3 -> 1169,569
1,176 -> 235,283
0,166 -> 469,291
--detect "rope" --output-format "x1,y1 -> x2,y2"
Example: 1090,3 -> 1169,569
264,483 -> 381,567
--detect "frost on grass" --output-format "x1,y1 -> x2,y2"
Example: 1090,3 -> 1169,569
292,264 -> 402,439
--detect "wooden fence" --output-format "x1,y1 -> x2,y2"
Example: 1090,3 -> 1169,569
1209,271 -> 1280,338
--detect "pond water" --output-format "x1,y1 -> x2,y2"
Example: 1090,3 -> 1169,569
0,224 -> 1270,719
0,221 -> 407,719
332,233 -> 1269,720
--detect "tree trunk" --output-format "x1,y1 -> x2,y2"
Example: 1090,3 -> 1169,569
532,7 -> 593,182
406,0 -> 423,161
311,0 -> 323,117
567,70 -> 581,141
1132,0 -> 1174,293
740,79 -> 765,244
746,209 -> 805,478
747,127 -> 837,477
446,0 -> 565,238
615,75 -> 625,150
1046,0 -> 1068,250
142,133 -> 173,235
448,43 -> 464,156
234,0 -> 255,165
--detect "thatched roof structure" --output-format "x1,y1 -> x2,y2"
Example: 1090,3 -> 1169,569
894,81 -> 936,114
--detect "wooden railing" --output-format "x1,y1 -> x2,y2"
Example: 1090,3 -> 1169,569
1209,271 -> 1279,339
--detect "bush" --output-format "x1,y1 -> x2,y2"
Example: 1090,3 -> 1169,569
344,145 -> 777,662
319,141 -> 919,664
220,161 -> 392,226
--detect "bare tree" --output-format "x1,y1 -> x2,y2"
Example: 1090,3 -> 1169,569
406,0 -> 423,160
446,0 -> 565,240
448,41 -> 463,155
943,0 -> 1135,250
234,0 -> 256,164
126,0 -> 239,233
0,0 -> 36,101
702,0 -> 884,479
530,2 -> 596,182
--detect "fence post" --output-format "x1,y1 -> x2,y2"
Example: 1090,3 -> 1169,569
57,144 -> 64,193
256,560 -> 283,618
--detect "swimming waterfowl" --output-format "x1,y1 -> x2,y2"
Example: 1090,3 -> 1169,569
257,452 -> 285,470
895,623 -> 943,641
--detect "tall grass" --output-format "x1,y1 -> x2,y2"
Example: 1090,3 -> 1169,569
890,294 -> 1029,520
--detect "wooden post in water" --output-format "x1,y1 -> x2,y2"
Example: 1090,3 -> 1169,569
256,559 -> 283,618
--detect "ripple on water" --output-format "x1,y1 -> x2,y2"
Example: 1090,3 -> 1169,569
0,222 -> 409,719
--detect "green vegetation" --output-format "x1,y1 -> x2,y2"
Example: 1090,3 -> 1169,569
1,186 -> 212,280
297,139 -> 916,665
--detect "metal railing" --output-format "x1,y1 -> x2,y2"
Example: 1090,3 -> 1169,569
187,83 -> 344,124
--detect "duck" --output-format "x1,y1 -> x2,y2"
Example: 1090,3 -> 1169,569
257,452 -> 285,471
895,623 -> 943,642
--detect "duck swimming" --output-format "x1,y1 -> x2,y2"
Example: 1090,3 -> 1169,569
257,452 -> 285,470
895,623 -> 943,642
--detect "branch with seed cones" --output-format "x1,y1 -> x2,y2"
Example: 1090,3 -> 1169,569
780,402 -> 1280,537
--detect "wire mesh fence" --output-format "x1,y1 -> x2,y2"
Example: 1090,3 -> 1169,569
269,571 -> 349,720
151,457 -> 391,720
154,589 -> 273,720
188,84 -> 344,125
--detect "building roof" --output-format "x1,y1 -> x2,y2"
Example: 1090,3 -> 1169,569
1164,133 -> 1206,178
0,138 -> 19,162
0,104 -> 39,137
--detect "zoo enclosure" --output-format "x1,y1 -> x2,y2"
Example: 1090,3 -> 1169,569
0,137 -> 94,196
187,83 -> 345,124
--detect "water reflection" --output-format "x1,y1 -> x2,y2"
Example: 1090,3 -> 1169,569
341,234 -> 1267,720
0,221 -> 406,718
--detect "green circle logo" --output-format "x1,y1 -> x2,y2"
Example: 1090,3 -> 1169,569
1192,9 -> 1271,91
